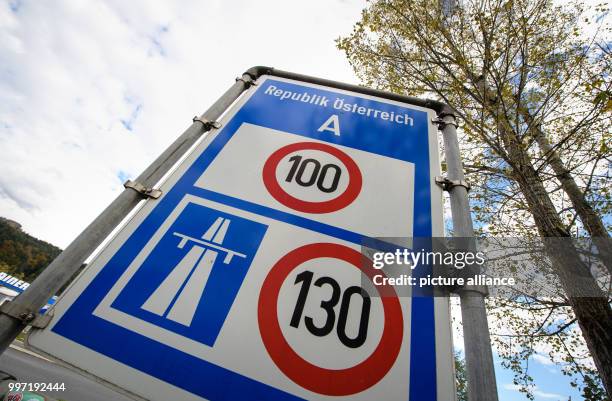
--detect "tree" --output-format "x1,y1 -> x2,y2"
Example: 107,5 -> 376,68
337,0 -> 611,398
0,217 -> 62,282
455,352 -> 468,401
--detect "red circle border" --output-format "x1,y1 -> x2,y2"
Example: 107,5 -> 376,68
262,142 -> 362,214
257,243 -> 404,396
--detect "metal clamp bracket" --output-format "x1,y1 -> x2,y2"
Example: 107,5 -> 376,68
236,76 -> 257,87
192,116 -> 222,130
435,176 -> 471,192
123,180 -> 162,199
431,117 -> 458,129
0,301 -> 52,329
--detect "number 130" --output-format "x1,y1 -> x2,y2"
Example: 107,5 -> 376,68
289,270 -> 371,348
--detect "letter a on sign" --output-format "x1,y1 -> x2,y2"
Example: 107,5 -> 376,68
317,114 -> 340,136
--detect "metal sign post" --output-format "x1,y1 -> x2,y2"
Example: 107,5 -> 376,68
438,113 -> 499,401
0,67 -> 498,401
439,0 -> 499,398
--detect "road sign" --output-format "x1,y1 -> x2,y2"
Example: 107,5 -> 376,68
27,76 -> 454,400
0,272 -> 57,312
258,242 -> 404,396
261,141 -> 362,213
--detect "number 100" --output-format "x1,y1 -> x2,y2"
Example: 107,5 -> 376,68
285,155 -> 342,193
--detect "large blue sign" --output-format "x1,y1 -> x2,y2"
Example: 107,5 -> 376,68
30,76 -> 450,401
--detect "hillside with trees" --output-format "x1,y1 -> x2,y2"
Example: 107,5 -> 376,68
0,217 -> 62,282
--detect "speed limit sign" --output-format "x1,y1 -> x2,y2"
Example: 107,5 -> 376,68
28,75 -> 453,400
262,141 -> 362,214
258,242 -> 404,396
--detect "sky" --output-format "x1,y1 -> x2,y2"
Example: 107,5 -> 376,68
0,0 -> 362,248
0,1 -> 597,400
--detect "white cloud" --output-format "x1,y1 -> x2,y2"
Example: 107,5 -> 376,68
532,353 -> 554,366
533,389 -> 564,399
502,383 -> 523,391
0,0 -> 364,246
503,383 -> 565,400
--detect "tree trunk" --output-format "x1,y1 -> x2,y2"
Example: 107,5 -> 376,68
569,297 -> 612,393
532,128 -> 612,275
501,128 -> 612,396
520,109 -> 612,275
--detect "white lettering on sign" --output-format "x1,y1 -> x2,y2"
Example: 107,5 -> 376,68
317,115 -> 341,136
263,85 -> 414,127
0,272 -> 30,290
332,98 -> 414,126
264,85 -> 330,107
